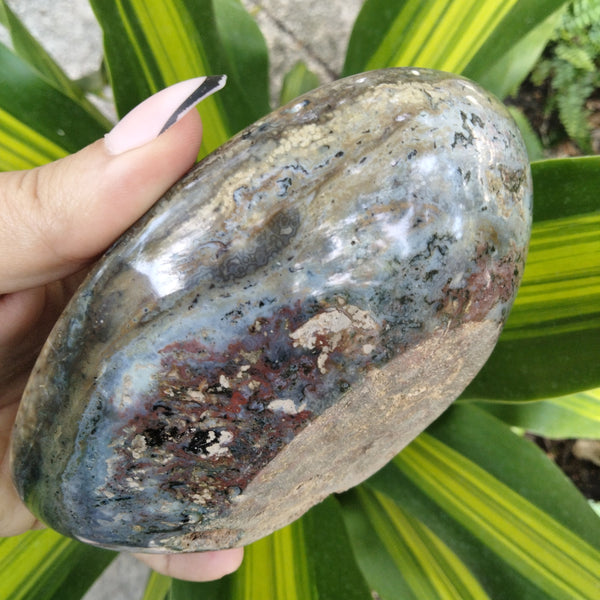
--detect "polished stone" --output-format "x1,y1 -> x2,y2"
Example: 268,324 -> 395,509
11,68 -> 532,552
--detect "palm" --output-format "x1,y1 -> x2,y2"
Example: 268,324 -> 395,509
0,276 -> 82,534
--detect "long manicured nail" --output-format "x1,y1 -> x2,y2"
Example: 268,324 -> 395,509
104,75 -> 227,155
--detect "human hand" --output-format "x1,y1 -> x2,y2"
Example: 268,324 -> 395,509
0,77 -> 243,581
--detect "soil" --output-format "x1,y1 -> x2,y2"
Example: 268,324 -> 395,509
530,436 -> 600,501
509,76 -> 600,156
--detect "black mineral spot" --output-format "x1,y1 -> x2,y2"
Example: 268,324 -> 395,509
277,176 -> 292,197
187,430 -> 216,455
451,111 -> 475,149
206,384 -> 233,398
471,113 -> 484,127
143,426 -> 167,448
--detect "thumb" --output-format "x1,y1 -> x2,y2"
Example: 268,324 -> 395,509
0,75 -> 226,294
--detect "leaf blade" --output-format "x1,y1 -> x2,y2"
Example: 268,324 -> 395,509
142,572 -> 171,600
0,0 -> 112,129
169,498 -> 370,600
463,0 -> 569,84
0,529 -> 115,600
464,157 -> 600,400
0,42 -> 108,170
343,0 -> 567,80
90,0 -> 269,157
279,61 -> 320,106
368,405 -> 600,599
342,486 -> 491,600
476,388 -> 600,439
396,435 -> 600,598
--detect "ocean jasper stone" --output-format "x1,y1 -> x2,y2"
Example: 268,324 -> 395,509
11,68 -> 532,552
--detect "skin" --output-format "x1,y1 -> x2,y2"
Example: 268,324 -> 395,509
0,110 -> 243,581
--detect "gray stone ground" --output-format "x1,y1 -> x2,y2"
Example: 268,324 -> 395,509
1,1 -> 363,598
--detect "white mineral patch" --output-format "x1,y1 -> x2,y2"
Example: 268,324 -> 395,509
204,430 -> 234,458
186,389 -> 205,402
345,305 -> 378,330
290,305 -> 378,373
131,434 -> 147,460
289,309 -> 353,350
380,205 -> 414,258
267,399 -> 306,415
236,365 -> 251,378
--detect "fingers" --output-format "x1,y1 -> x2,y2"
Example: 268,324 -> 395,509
135,547 -> 244,582
0,76 -> 226,294
0,280 -> 78,403
0,402 -> 39,534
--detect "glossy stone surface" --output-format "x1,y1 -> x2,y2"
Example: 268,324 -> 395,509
11,68 -> 532,552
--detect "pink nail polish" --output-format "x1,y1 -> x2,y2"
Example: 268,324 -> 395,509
104,75 -> 227,155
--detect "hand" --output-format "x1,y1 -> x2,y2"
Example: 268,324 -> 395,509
0,78 -> 243,581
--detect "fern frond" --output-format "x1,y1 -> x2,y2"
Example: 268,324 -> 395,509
565,0 -> 600,32
556,74 -> 595,152
555,44 -> 596,71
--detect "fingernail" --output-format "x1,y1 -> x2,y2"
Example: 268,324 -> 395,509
104,75 -> 227,155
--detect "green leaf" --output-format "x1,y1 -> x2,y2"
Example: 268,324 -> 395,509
0,529 -> 115,600
530,156 -> 600,222
0,0 -> 111,129
212,0 -> 271,119
343,0 -> 566,79
477,6 -> 566,98
507,106 -> 545,162
89,0 -> 269,157
169,497 -> 371,600
368,404 -> 600,600
463,157 -> 600,400
342,487 -> 490,600
0,42 -> 108,170
462,0 -> 569,83
477,388 -> 600,439
142,572 -> 171,600
279,61 -> 320,106
0,0 -> 73,90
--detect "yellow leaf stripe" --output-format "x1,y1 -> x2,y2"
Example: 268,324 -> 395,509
396,434 -> 600,600
367,0 -> 518,74
357,486 -> 490,599
547,388 -> 600,424
503,211 -> 600,339
0,529 -> 76,600
0,106 -> 68,170
140,572 -> 171,600
232,519 -> 314,600
118,0 -> 230,155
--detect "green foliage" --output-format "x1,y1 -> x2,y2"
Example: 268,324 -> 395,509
279,61 -> 320,107
0,1 -> 598,599
531,0 -> 600,152
477,388 -> 600,439
0,529 -> 115,600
